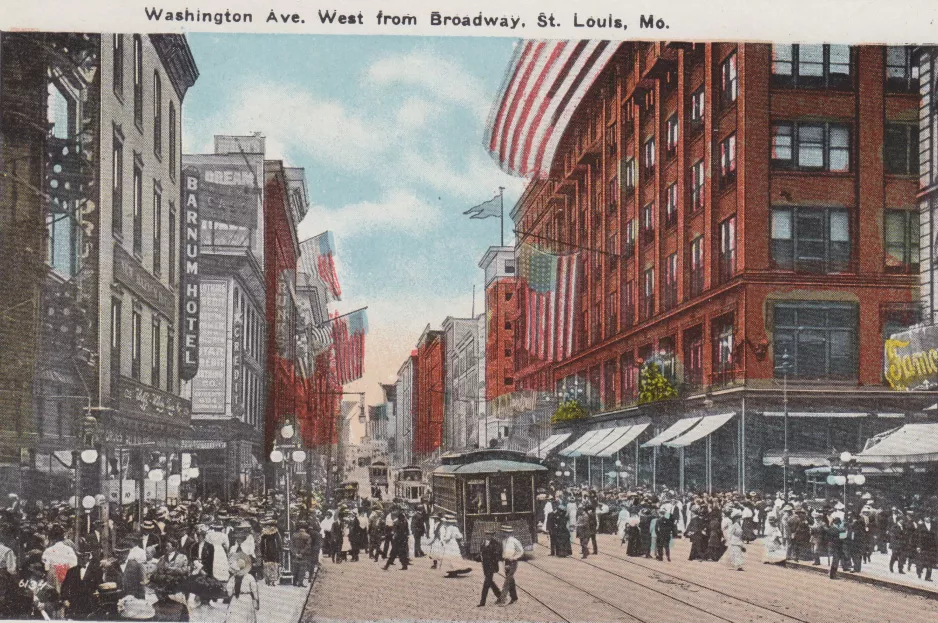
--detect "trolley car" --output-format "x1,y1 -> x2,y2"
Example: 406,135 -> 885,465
369,460 -> 389,498
394,465 -> 427,503
430,449 -> 547,557
339,480 -> 359,503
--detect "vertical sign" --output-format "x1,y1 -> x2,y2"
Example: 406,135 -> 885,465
231,310 -> 244,418
191,281 -> 228,413
180,167 -> 200,380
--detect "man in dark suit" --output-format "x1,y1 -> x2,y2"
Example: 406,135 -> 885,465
61,551 -> 102,620
915,515 -> 938,581
477,529 -> 502,607
189,526 -> 215,578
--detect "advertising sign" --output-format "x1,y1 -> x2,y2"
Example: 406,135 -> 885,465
180,168 -> 201,380
191,280 -> 228,413
885,324 -> 938,390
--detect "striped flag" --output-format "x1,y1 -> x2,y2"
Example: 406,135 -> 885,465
332,309 -> 368,385
517,243 -> 579,361
300,232 -> 342,300
485,40 -> 622,179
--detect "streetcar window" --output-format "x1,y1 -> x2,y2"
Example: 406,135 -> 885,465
467,480 -> 487,515
489,474 -> 513,514
513,474 -> 533,514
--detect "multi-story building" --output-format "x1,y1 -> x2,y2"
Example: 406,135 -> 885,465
414,325 -> 444,461
180,134 -> 267,499
393,354 -> 417,467
492,42 -> 938,493
479,247 -> 519,399
0,33 -> 198,498
920,48 -> 938,323
441,315 -> 479,451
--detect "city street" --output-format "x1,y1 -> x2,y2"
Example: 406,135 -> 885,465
190,580 -> 313,623
302,534 -> 938,623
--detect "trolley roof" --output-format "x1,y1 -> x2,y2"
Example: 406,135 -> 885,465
433,459 -> 548,475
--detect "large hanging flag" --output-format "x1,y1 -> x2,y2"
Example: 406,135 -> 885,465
308,322 -> 334,357
300,232 -> 342,300
517,243 -> 579,362
332,308 -> 368,385
463,193 -> 502,219
485,40 -> 622,179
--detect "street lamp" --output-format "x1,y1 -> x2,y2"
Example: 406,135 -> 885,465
615,459 -> 623,488
270,417 -> 305,584
775,349 -> 794,500
827,451 -> 861,508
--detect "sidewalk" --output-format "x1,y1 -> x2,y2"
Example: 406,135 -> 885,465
188,574 -> 314,623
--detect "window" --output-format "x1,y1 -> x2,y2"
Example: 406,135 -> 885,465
133,35 -> 143,128
771,207 -> 851,273
607,231 -> 618,271
504,259 -> 516,274
885,123 -> 919,176
133,160 -> 143,257
111,298 -> 122,368
504,320 -> 512,331
772,44 -> 852,89
153,71 -> 162,158
659,336 -> 676,381
713,318 -> 735,384
606,290 -> 618,337
131,307 -> 142,380
640,268 -> 655,320
684,327 -> 704,386
690,160 -> 705,212
607,121 -> 618,156
624,220 -> 635,258
622,280 -> 634,328
620,352 -> 636,401
665,183 -> 678,228
665,114 -> 679,156
689,87 -> 705,130
168,102 -> 177,179
773,302 -> 858,379
112,132 -> 123,236
719,133 -> 737,186
504,291 -> 513,301
152,186 -> 161,277
168,203 -> 177,285
663,253 -> 678,311
771,121 -> 851,172
885,46 -> 919,92
643,137 -> 656,176
689,236 -> 704,297
884,209 -> 920,274
151,316 -> 161,389
112,35 -> 124,97
720,52 -> 738,105
607,176 -> 619,213
46,211 -> 78,278
641,202 -> 655,243
719,216 -> 736,281
623,158 -> 636,191
166,327 -> 174,391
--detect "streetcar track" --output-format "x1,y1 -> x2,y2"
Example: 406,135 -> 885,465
493,567 -> 574,623
517,558 -> 654,623
534,540 -> 813,623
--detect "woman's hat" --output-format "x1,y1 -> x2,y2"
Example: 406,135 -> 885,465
499,525 -> 514,533
141,519 -> 156,530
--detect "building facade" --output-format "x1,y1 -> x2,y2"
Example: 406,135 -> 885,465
414,326 -> 444,461
393,354 -> 417,467
441,315 -> 478,452
496,42 -> 937,493
920,48 -> 938,323
479,247 -> 519,400
0,33 -> 198,500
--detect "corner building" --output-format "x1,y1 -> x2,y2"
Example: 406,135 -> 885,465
504,42 -> 938,493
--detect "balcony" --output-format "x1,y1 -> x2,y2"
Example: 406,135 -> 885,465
641,227 -> 656,245
770,257 -> 857,276
640,42 -> 679,82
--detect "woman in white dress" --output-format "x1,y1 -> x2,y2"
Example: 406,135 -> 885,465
440,515 -> 470,576
726,511 -> 746,571
763,515 -> 787,564
224,555 -> 259,623
428,514 -> 445,569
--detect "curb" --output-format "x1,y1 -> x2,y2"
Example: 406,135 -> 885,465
786,559 -> 938,599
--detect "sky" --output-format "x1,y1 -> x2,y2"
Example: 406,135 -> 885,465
182,34 -> 528,440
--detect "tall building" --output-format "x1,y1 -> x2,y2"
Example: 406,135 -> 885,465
0,33 -> 198,498
490,42 -> 937,492
920,48 -> 938,323
479,247 -> 519,400
393,353 -> 417,467
441,315 -> 478,451
180,134 -> 267,499
414,325 -> 444,461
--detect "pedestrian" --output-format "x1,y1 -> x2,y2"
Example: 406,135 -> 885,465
828,517 -> 848,579
914,514 -> 937,581
439,514 -> 469,577
382,509 -> 410,571
149,568 -> 190,622
655,508 -> 674,561
428,513 -> 445,569
259,520 -> 282,586
763,515 -> 787,564
477,528 -> 502,607
496,525 -> 523,606
726,510 -> 745,571
849,512 -> 867,573
411,507 -> 426,558
60,550 -> 102,620
587,504 -> 600,555
308,512 -> 323,576
224,554 -> 260,623
551,505 -> 572,557
575,507 -> 590,559
889,515 -> 910,574
686,507 -> 708,561
291,522 -> 313,587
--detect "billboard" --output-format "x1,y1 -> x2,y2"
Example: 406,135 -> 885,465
191,280 -> 228,413
885,324 -> 938,390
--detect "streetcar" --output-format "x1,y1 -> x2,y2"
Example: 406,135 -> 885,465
369,460 -> 389,498
430,448 -> 547,557
394,465 -> 428,503
338,480 -> 359,503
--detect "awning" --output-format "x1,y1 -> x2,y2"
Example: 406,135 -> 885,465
664,412 -> 736,448
581,426 -> 629,457
559,429 -> 605,457
641,417 -> 703,448
762,450 -> 834,467
763,411 -> 867,418
805,465 -> 915,476
595,423 -> 650,457
855,423 -> 938,464
577,428 -> 621,457
527,433 -> 571,458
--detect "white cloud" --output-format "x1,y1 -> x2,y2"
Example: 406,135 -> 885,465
395,97 -> 439,130
396,148 -> 527,203
365,52 -> 490,119
297,189 -> 442,241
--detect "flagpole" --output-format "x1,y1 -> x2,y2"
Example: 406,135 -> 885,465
321,306 -> 369,324
472,284 -> 476,318
499,186 -> 505,247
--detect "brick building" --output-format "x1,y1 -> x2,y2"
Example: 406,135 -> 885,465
414,325 -> 444,460
494,42 -> 938,493
479,247 -> 519,399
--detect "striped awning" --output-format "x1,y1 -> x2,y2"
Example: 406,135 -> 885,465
595,423 -> 650,457
559,429 -> 606,457
641,417 -> 703,448
527,433 -> 571,459
763,412 -> 867,418
664,413 -> 736,448
856,423 -> 938,464
576,427 -> 619,457
485,40 -> 623,179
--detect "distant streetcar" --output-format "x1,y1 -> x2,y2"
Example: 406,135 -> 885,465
430,448 -> 547,557
394,465 -> 428,503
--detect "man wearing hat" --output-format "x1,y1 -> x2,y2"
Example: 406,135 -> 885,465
827,516 -> 849,579
140,519 -> 163,561
382,510 -> 410,571
60,549 -> 102,620
292,522 -> 313,587
477,528 -> 502,607
497,525 -> 523,605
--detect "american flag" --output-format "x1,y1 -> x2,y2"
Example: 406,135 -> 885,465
517,243 -> 579,361
332,309 -> 368,385
485,40 -> 622,179
300,231 -> 342,300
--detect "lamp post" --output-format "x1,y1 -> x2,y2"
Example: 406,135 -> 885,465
827,451 -> 863,509
775,349 -> 793,501
74,445 -> 98,538
615,459 -> 622,488
270,418 -> 306,584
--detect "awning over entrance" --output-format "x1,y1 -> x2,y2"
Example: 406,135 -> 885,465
577,428 -> 621,457
664,412 -> 736,448
762,450 -> 834,467
595,423 -> 650,457
855,423 -> 938,464
527,433 -> 571,459
641,417 -> 703,448
559,429 -> 606,457
763,411 -> 868,418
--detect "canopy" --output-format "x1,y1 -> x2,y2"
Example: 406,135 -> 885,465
527,433 -> 571,459
559,428 -> 609,457
641,417 -> 702,448
664,413 -> 736,448
762,411 -> 867,418
762,450 -> 834,467
855,423 -> 938,464
434,460 -> 548,475
576,428 -> 621,457
595,423 -> 650,457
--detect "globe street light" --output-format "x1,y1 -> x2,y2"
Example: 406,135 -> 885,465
80,448 -> 99,465
615,460 -> 623,488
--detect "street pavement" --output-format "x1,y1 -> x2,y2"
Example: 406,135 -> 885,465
155,578 -> 313,623
302,534 -> 938,622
